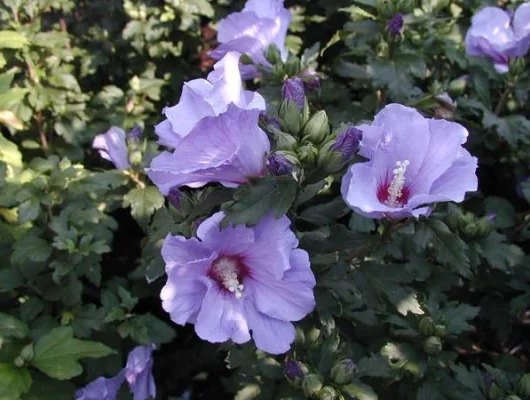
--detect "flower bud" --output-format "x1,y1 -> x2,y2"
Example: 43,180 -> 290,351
20,343 -> 34,361
279,99 -> 303,134
297,143 -> 319,166
517,374 -> 530,396
300,67 -> 321,91
318,386 -> 339,400
446,212 -> 460,231
282,78 -> 306,111
510,57 -> 526,76
423,336 -> 443,355
128,125 -> 142,141
168,187 -> 183,210
330,359 -> 356,385
418,316 -> 435,336
267,152 -> 296,176
303,110 -> 330,144
377,0 -> 397,18
283,359 -> 306,388
476,214 -> 494,238
489,383 -> 503,400
265,44 -> 282,65
302,374 -> 323,398
284,57 -> 302,77
387,13 -> 404,36
434,324 -> 446,338
463,223 -> 478,238
317,127 -> 362,175
14,356 -> 24,367
448,75 -> 468,97
397,0 -> 416,13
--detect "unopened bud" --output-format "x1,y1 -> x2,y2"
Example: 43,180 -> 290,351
168,187 -> 183,210
284,57 -> 302,76
265,44 -> 282,65
448,75 -> 468,97
267,152 -> 295,176
418,316 -> 435,337
330,359 -> 356,385
463,223 -> 478,238
423,336 -> 443,355
20,343 -> 34,361
302,374 -> 323,398
476,214 -> 494,238
279,100 -> 303,134
318,386 -> 339,400
387,13 -> 404,35
317,127 -> 362,175
517,374 -> 530,396
397,0 -> 416,13
510,57 -> 526,76
283,359 -> 306,388
282,78 -> 306,111
434,324 -> 446,338
489,383 -> 503,400
298,143 -> 319,166
377,0 -> 397,18
128,125 -> 142,140
303,110 -> 330,144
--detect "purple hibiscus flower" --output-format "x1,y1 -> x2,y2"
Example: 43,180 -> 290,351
155,51 -> 266,149
74,372 -> 126,400
147,105 -> 270,194
125,345 -> 156,400
465,3 -> 530,73
209,0 -> 291,79
159,212 -> 316,354
92,127 -> 131,170
75,345 -> 156,400
341,104 -> 478,219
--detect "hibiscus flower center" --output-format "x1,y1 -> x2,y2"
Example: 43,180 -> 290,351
377,159 -> 410,208
209,256 -> 247,299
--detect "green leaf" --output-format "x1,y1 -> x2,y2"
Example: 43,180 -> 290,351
18,198 -> 40,224
222,176 -> 297,227
443,303 -> 480,335
11,233 -> 53,265
23,372 -> 75,400
32,327 -> 114,380
0,364 -> 32,400
381,342 -> 427,378
0,313 -> 29,339
415,220 -> 470,277
123,186 -> 165,219
343,381 -> 378,400
0,88 -> 29,110
298,197 -> 350,225
136,314 -> 176,346
0,134 -> 22,167
372,53 -> 426,101
0,31 -> 29,49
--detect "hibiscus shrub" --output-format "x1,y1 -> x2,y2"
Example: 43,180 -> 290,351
1,0 -> 530,399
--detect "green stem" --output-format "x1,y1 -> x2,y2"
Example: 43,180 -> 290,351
494,85 -> 512,116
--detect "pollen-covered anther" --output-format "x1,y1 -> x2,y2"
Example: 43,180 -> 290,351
385,159 -> 410,208
212,257 -> 245,299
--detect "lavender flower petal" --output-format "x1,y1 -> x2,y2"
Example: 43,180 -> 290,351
341,104 -> 478,219
125,345 -> 156,400
210,0 -> 291,77
160,212 -> 315,354
92,127 -> 131,170
147,105 -> 270,194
